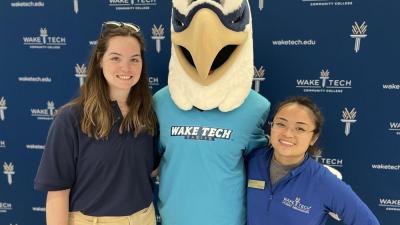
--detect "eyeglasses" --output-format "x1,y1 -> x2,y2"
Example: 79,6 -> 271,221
100,21 -> 141,36
271,121 -> 315,135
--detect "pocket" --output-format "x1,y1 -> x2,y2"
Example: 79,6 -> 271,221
141,207 -> 149,214
138,203 -> 156,225
69,212 -> 93,225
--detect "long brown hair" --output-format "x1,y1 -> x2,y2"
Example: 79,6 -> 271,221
64,24 -> 157,139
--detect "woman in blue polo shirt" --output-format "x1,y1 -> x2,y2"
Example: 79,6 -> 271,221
246,96 -> 380,225
34,21 -> 158,225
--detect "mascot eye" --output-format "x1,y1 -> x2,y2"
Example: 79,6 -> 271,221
173,12 -> 185,27
175,18 -> 185,27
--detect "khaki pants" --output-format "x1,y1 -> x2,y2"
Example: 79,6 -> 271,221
69,203 -> 156,225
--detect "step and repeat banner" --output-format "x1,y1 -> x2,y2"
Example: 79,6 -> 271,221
0,1 -> 399,225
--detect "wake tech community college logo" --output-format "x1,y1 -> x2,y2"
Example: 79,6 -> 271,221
0,140 -> 5,149
282,197 -> 311,214
0,97 -> 7,121
171,126 -> 232,141
73,0 -> 79,13
108,0 -> 157,11
258,0 -> 264,11
253,66 -> 266,93
30,101 -> 57,120
3,162 -> 15,185
350,21 -> 367,53
296,69 -> 352,93
23,27 -> 67,49
378,198 -> 400,212
341,107 -> 357,136
388,122 -> 400,136
75,64 -> 87,87
151,24 -> 165,53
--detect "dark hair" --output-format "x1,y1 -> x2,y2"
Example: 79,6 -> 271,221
64,24 -> 157,139
271,96 -> 324,158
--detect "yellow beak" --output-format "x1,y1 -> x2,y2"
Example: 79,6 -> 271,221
172,8 -> 248,86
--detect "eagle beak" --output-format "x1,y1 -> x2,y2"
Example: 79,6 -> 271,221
172,8 -> 248,86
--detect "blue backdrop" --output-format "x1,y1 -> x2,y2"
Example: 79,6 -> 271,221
1,1 -> 399,225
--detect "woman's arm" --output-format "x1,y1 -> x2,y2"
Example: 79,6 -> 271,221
46,189 -> 70,225
320,171 -> 380,225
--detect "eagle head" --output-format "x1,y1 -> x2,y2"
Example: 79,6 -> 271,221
168,0 -> 254,112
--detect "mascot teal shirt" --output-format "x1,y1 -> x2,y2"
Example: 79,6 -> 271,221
154,87 -> 270,225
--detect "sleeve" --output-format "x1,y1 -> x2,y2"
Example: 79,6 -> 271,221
245,102 -> 270,156
34,109 -> 79,191
320,170 -> 380,225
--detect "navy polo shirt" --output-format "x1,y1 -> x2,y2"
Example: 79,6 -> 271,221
34,102 -> 156,216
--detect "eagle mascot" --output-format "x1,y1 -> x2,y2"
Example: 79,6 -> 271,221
153,1 -> 270,225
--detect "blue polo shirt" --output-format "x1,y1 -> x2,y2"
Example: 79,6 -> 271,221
246,147 -> 380,225
34,102 -> 156,216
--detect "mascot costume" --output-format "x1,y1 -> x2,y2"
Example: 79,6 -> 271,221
153,1 -> 270,225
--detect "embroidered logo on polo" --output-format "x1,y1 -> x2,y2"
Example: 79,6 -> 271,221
151,24 -> 165,53
282,197 -> 312,214
0,202 -> 12,213
340,107 -> 357,136
378,198 -> 400,212
30,101 -> 57,120
388,122 -> 400,136
171,126 -> 232,141
3,162 -> 15,185
22,28 -> 67,49
350,21 -> 367,53
75,64 -> 87,87
0,97 -> 7,121
296,69 -> 352,94
253,66 -> 266,93
108,0 -> 157,11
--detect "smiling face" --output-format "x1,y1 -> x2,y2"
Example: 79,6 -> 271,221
101,36 -> 142,99
270,103 -> 319,166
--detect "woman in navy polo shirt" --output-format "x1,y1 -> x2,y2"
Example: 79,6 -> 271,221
34,21 -> 158,225
246,96 -> 380,225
